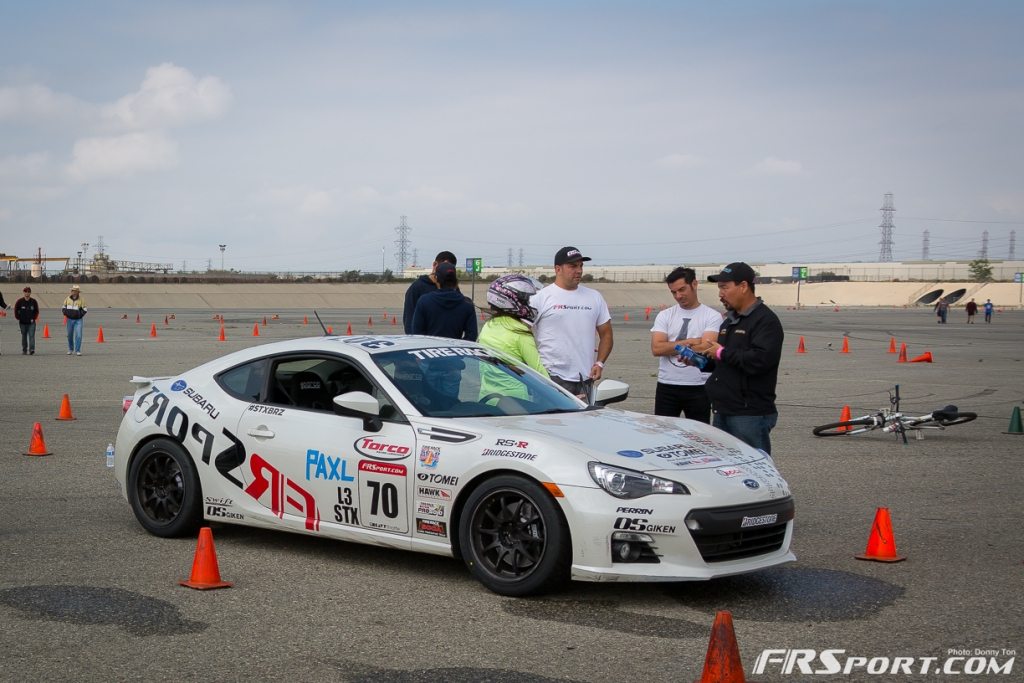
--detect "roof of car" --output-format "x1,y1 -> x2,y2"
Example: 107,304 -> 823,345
202,334 -> 483,367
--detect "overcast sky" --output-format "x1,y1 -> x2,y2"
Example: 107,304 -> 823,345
2,1 -> 1022,273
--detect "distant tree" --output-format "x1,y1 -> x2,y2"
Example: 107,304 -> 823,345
968,259 -> 993,281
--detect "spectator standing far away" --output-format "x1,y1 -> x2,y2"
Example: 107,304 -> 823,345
965,298 -> 978,324
62,284 -> 88,355
692,262 -> 784,454
403,250 -> 457,333
0,289 -> 8,355
531,246 -> 613,399
649,267 -> 722,423
983,299 -> 994,323
15,286 -> 40,355
411,262 -> 478,341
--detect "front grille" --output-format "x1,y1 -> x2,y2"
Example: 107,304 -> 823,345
685,497 -> 794,563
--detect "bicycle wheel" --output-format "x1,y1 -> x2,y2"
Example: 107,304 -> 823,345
812,417 -> 877,436
907,412 -> 977,429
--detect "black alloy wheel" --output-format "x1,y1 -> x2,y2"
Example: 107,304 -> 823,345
128,438 -> 203,538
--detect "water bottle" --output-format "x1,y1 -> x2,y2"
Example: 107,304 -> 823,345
105,443 -> 115,468
675,344 -> 708,370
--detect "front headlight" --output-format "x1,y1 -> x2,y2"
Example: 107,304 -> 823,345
588,462 -> 690,499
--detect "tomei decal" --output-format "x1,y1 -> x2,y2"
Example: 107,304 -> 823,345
245,453 -> 320,531
407,347 -> 491,360
248,404 -> 285,416
355,436 -> 412,461
416,485 -> 452,501
416,426 -> 478,444
334,486 -> 360,526
359,460 -> 408,533
416,501 -> 446,518
419,446 -> 440,468
306,449 -> 355,482
417,472 -> 459,486
416,518 -> 447,537
613,517 -> 677,534
480,447 -> 538,461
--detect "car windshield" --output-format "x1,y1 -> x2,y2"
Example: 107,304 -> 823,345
373,347 -> 583,417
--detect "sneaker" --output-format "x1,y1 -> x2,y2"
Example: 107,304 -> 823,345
30,350 -> 35,355
76,352 -> 82,356
67,351 -> 72,355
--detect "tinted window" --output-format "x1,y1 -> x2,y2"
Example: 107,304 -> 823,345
217,359 -> 268,401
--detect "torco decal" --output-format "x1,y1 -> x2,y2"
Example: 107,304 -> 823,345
416,518 -> 448,537
245,453 -> 320,531
354,436 -> 411,460
613,517 -> 677,534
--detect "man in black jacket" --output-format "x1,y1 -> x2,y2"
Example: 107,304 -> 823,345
692,262 -> 784,453
403,250 -> 457,333
15,286 -> 40,355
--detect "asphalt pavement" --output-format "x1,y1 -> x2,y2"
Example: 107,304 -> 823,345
1,307 -> 1021,682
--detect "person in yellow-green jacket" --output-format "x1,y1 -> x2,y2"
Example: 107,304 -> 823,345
478,275 -> 549,401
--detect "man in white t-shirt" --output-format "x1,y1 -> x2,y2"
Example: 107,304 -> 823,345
650,266 -> 722,422
531,246 -> 613,398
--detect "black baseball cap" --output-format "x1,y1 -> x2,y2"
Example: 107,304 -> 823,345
554,246 -> 592,266
434,251 -> 457,265
435,262 -> 457,284
708,262 -> 756,284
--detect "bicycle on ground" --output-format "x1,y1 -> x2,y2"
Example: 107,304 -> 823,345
812,385 -> 976,443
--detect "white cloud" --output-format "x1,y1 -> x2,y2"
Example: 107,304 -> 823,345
65,132 -> 178,182
656,153 -> 703,169
0,84 -> 86,121
105,62 -> 232,129
750,157 -> 803,176
0,152 -> 52,179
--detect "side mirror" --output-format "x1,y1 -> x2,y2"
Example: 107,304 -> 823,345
593,379 -> 629,406
333,391 -> 383,431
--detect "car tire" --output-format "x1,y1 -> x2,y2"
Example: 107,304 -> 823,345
128,438 -> 203,538
459,475 -> 570,597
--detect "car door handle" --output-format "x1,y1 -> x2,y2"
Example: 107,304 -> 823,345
247,427 -> 275,439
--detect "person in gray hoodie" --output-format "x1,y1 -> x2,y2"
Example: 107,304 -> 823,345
411,262 -> 478,341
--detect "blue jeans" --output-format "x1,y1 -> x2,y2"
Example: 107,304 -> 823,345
712,412 -> 778,454
67,318 -> 84,352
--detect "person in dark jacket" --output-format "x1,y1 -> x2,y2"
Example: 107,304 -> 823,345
403,250 -> 457,333
411,262 -> 478,341
0,289 -> 8,355
15,286 -> 40,355
691,262 -> 783,454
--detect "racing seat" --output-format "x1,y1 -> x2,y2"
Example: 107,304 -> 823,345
290,371 -> 330,410
328,367 -> 373,397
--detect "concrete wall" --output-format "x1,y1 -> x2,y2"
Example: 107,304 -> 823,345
5,281 -> 1022,310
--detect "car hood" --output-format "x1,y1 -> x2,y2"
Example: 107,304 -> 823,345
457,408 -> 770,472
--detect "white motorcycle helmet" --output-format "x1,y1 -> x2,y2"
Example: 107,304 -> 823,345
486,274 -> 542,323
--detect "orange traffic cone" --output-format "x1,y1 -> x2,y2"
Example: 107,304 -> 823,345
645,306 -> 651,321
910,351 -> 933,363
391,316 -> 397,326
383,311 -> 389,320
855,507 -> 906,562
368,316 -> 373,327
303,315 -> 308,325
149,322 -> 158,338
136,313 -> 141,323
888,337 -> 897,353
696,611 -> 746,683
43,324 -> 50,339
327,325 -> 333,334
897,343 -> 908,363
96,326 -> 105,343
346,322 -> 353,335
796,336 -> 806,353
252,323 -> 260,337
218,324 -> 226,342
179,527 -> 233,590
624,312 -> 630,321
25,422 -> 52,456
838,405 -> 852,432
840,336 -> 850,354
56,393 -> 76,421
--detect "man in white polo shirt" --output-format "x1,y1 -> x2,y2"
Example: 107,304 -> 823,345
531,246 -> 613,399
650,266 -> 722,422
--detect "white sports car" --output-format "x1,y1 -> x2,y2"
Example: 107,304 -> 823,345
114,334 -> 794,596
